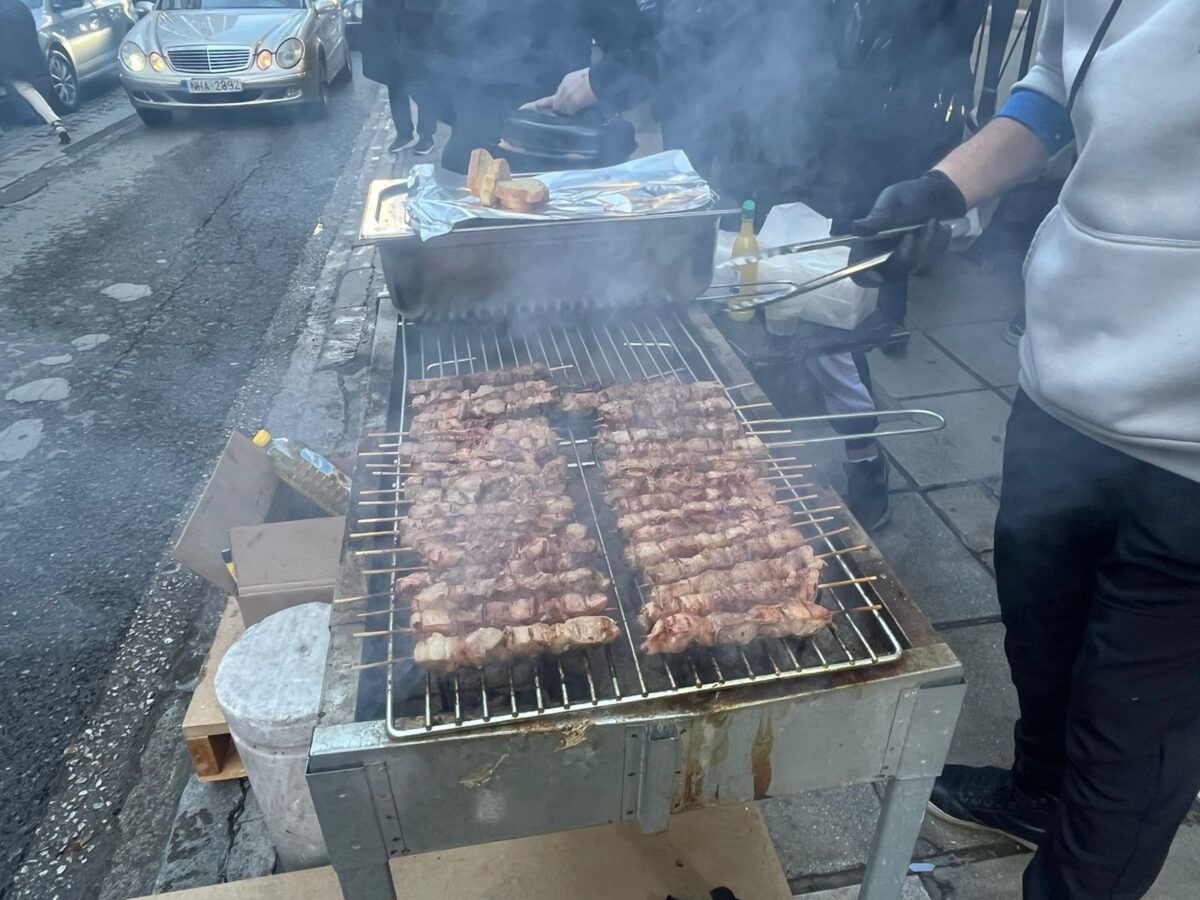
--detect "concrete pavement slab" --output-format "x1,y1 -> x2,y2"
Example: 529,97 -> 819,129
936,623 -> 1017,770
923,817 -> 1200,899
925,484 -> 999,555
872,493 -> 999,624
1000,386 -> 1017,401
761,785 -> 882,883
792,877 -> 932,899
884,391 -> 1010,487
906,256 -> 1024,330
867,332 -> 983,400
928,321 -> 1020,387
923,853 -> 1029,899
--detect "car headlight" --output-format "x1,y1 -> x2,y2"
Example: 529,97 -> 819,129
148,51 -> 166,73
256,50 -> 273,70
120,42 -> 146,72
276,37 -> 304,69
341,3 -> 351,18
354,1 -> 362,18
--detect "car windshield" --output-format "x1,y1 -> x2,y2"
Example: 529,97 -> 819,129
155,0 -> 306,9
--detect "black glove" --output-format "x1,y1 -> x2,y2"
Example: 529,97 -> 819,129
848,170 -> 967,286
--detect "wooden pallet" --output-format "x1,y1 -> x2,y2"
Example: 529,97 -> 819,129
183,596 -> 247,782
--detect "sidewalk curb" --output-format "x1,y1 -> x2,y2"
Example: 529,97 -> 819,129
0,108 -> 137,204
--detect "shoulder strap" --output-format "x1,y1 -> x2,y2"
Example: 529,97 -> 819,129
1066,0 -> 1125,112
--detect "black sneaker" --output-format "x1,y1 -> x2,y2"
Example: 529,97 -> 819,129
927,764 -> 1057,851
844,454 -> 891,531
1003,309 -> 1026,347
387,133 -> 415,153
412,134 -> 436,156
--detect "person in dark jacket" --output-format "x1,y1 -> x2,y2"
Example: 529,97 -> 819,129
432,0 -> 646,174
361,0 -> 437,154
529,0 -> 986,530
0,0 -> 70,144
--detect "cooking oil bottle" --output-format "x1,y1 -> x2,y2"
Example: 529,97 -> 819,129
252,430 -> 350,516
728,199 -> 759,321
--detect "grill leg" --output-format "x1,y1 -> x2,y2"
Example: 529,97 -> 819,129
859,682 -> 965,900
332,861 -> 397,900
858,775 -> 935,900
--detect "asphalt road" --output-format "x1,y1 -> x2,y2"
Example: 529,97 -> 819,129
0,68 -> 378,892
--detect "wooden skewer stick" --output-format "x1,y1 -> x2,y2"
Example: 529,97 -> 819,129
815,543 -> 867,560
363,565 -> 425,576
354,546 -> 415,558
352,657 -> 413,671
818,575 -> 878,590
840,603 -> 884,614
333,591 -> 394,605
354,627 -> 414,639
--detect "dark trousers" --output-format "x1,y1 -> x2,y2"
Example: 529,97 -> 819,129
996,391 -> 1200,899
387,81 -> 435,144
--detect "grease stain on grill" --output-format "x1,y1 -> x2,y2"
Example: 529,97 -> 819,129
751,712 -> 774,799
460,752 -> 509,789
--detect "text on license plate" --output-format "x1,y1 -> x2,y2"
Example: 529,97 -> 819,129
186,77 -> 242,94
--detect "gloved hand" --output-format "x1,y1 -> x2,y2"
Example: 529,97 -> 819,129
521,68 -> 598,116
848,170 -> 967,286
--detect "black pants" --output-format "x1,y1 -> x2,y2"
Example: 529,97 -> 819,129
996,392 -> 1200,899
387,80 -> 435,145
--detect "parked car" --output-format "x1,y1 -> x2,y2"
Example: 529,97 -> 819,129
339,0 -> 359,49
3,0 -> 137,113
117,0 -> 351,126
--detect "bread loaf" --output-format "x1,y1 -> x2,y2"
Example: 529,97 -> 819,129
495,178 -> 550,212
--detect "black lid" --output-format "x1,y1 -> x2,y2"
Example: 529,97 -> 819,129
500,109 -> 636,167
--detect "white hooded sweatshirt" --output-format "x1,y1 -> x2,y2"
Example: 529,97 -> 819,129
1014,0 -> 1200,480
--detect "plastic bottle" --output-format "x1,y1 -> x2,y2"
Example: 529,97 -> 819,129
252,430 -> 349,516
728,199 -> 759,321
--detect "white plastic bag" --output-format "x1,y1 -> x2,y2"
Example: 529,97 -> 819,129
714,202 -> 878,331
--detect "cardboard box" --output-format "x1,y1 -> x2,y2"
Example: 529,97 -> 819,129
175,432 -> 349,627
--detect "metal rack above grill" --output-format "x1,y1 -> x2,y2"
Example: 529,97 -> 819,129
336,310 -> 918,742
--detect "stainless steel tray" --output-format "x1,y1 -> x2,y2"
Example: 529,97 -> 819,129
360,179 -> 734,320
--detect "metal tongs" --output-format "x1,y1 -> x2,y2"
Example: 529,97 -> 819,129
703,217 -> 972,313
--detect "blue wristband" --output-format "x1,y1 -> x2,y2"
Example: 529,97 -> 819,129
997,88 -> 1075,154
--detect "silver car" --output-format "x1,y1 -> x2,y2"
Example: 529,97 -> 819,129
14,0 -> 137,112
117,0 -> 350,125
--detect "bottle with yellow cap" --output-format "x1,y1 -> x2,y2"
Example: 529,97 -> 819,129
252,429 -> 349,516
728,199 -> 759,321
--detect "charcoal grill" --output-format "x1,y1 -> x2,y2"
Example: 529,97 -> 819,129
309,299 -> 965,900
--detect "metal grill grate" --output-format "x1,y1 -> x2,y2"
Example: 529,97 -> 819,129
166,47 -> 252,74
340,311 -> 905,740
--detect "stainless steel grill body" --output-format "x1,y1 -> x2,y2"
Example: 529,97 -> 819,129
166,46 -> 251,73
310,300 -> 965,900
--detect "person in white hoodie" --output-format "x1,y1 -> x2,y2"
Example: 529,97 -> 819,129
854,0 -> 1200,896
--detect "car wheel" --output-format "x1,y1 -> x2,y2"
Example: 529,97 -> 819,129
48,48 -> 79,113
306,58 -> 330,119
136,107 -> 172,127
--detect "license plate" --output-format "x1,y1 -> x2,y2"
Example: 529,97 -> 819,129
186,77 -> 242,94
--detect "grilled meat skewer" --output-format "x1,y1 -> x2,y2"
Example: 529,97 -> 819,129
600,422 -> 745,444
410,378 -> 557,410
395,567 -> 611,609
644,531 -> 810,585
638,567 -> 824,627
626,506 -> 792,545
615,496 -> 788,533
597,435 -> 767,458
411,592 -> 610,635
408,363 -> 550,397
626,521 -> 781,569
561,381 -> 726,412
413,616 -> 621,672
640,601 -> 832,654
612,482 -> 780,514
649,547 -> 819,602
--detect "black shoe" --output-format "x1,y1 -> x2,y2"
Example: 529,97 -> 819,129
53,120 -> 71,145
387,133 -> 415,153
844,454 -> 890,531
412,134 -> 436,156
927,764 -> 1057,851
1004,309 -> 1026,347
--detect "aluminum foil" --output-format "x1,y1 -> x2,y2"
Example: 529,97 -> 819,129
403,150 -> 717,241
